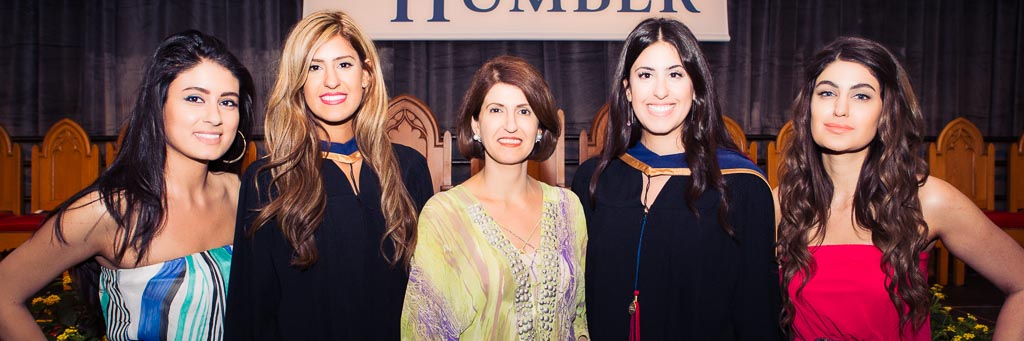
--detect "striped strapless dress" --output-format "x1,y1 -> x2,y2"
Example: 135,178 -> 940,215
99,245 -> 232,341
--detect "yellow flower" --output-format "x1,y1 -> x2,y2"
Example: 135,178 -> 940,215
934,292 -> 946,299
943,306 -> 953,312
965,333 -> 975,339
43,294 -> 61,305
953,336 -> 962,341
31,297 -> 43,305
56,326 -> 80,341
966,313 -> 977,321
957,317 -> 965,322
62,273 -> 73,291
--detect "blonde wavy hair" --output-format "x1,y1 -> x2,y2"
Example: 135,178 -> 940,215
252,10 -> 418,268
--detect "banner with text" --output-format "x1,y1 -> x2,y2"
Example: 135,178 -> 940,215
303,0 -> 729,41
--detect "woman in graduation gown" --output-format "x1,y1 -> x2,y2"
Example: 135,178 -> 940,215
571,18 -> 781,340
224,11 -> 433,340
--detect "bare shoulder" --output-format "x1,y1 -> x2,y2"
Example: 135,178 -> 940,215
918,176 -> 987,238
51,191 -> 120,244
918,176 -> 972,213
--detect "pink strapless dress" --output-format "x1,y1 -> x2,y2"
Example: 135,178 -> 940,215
788,244 -> 930,341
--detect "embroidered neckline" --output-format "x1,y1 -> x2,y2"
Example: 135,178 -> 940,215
459,186 -> 563,340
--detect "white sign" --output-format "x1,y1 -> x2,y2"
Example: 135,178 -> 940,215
303,0 -> 729,41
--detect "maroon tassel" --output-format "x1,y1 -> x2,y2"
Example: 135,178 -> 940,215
629,290 -> 640,341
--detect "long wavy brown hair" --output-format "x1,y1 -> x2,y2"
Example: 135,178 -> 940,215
588,18 -> 739,236
777,36 -> 930,333
251,10 -> 418,269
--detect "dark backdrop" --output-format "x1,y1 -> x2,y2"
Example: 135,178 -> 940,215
2,0 -> 1022,139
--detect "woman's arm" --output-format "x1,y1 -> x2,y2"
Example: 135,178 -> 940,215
401,199 -> 469,339
565,191 -> 590,340
921,176 -> 1024,340
0,193 -> 112,341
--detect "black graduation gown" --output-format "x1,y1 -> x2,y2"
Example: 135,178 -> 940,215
225,145 -> 433,340
571,152 -> 781,340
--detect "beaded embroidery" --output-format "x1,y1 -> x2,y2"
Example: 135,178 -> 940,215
468,190 -> 568,340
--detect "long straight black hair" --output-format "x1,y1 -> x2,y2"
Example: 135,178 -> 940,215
50,29 -> 255,311
589,18 -> 739,236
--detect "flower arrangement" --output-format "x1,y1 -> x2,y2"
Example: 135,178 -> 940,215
930,284 -> 993,341
0,249 -> 105,341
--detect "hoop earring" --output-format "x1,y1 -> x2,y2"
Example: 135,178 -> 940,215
223,131 -> 247,164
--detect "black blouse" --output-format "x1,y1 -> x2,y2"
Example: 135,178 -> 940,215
225,145 -> 433,340
572,156 -> 781,340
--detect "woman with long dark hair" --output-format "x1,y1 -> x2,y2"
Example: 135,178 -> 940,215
571,18 -> 780,340
224,10 -> 432,340
0,30 -> 254,341
776,36 -> 1024,340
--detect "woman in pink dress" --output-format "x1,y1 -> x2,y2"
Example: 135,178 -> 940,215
775,36 -> 1024,340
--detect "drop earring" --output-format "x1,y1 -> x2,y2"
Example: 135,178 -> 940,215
472,133 -> 481,142
535,132 -> 543,143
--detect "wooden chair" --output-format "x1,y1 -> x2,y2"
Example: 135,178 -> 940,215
766,121 -> 794,189
471,109 -> 566,187
929,117 -> 995,211
0,124 -> 21,215
578,104 -> 609,164
0,124 -> 47,249
1010,132 -> 1024,213
386,94 -> 453,193
723,115 -> 759,162
31,119 -> 100,212
0,213 -> 46,250
928,117 -> 995,286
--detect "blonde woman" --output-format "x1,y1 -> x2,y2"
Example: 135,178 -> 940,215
401,55 -> 588,340
225,11 -> 433,340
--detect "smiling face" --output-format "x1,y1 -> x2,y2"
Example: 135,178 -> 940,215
471,83 -> 542,166
810,60 -> 883,153
302,34 -> 370,140
625,41 -> 694,143
162,60 -> 241,165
